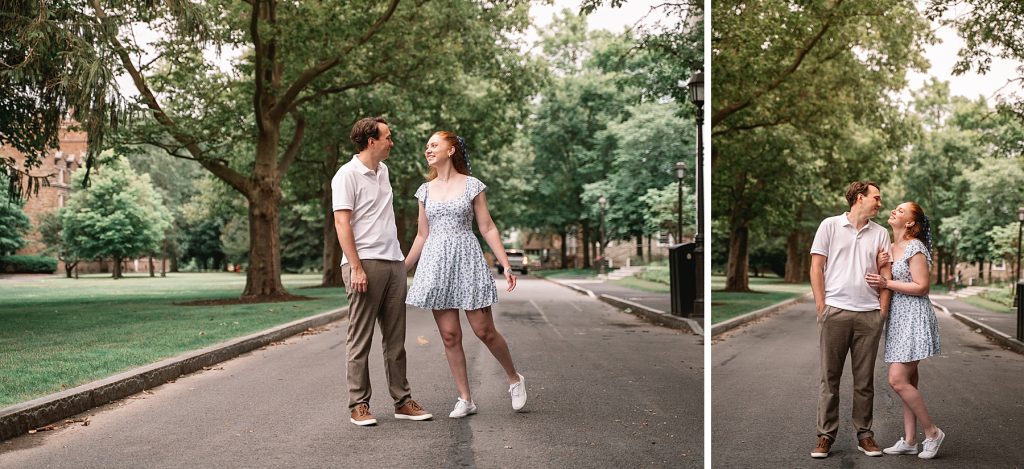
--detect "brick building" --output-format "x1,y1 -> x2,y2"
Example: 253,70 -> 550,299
4,125 -> 87,256
3,124 -> 158,275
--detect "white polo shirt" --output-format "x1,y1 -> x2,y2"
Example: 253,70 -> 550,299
331,156 -> 404,266
810,213 -> 891,312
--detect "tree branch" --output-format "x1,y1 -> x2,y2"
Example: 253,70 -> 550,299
276,110 -> 306,176
292,74 -> 389,108
712,0 -> 844,128
251,0 -> 268,133
269,0 -> 401,120
89,0 -> 251,195
711,118 -> 792,137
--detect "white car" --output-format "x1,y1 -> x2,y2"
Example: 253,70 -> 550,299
497,249 -> 528,275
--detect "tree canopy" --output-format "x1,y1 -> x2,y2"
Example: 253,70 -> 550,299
61,154 -> 173,278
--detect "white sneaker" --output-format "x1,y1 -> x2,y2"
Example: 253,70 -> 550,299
883,437 -> 919,455
918,428 -> 945,459
449,398 -> 477,419
509,373 -> 527,411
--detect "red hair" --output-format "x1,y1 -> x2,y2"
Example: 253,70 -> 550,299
426,131 -> 471,181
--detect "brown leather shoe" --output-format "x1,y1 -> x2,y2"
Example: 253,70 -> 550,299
811,436 -> 832,458
395,399 -> 433,421
350,403 -> 377,426
858,436 -> 883,456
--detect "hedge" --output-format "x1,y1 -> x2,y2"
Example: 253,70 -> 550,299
0,255 -> 58,273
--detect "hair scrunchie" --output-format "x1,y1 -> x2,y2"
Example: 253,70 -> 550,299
456,135 -> 472,175
920,214 -> 933,253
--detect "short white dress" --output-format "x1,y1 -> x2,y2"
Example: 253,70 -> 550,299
884,239 -> 941,363
406,176 -> 498,310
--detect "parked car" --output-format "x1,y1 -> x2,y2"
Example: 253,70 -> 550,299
497,249 -> 529,275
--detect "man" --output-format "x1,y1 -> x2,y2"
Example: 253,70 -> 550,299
809,181 -> 891,458
332,116 -> 432,426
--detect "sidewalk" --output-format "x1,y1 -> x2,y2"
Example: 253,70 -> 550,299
548,277 -> 700,334
930,293 -> 1023,353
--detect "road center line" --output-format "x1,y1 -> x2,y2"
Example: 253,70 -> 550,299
529,299 -> 565,339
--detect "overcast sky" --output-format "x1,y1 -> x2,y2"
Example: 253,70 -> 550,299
905,21 -> 1023,104
528,0 -> 679,38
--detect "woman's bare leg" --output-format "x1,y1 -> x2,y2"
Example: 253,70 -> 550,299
434,309 -> 471,401
466,306 -> 519,384
888,361 -> 939,440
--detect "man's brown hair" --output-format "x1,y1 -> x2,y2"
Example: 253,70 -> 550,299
844,181 -> 879,207
350,116 -> 388,152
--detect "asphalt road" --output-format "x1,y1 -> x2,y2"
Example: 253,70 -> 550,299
0,277 -> 702,468
712,299 -> 1024,468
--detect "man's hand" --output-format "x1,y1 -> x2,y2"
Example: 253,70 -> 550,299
816,301 -> 826,318
349,266 -> 368,293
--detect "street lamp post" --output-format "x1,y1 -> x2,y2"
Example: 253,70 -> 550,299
1016,207 -> 1024,341
687,70 -> 704,317
675,162 -> 686,243
598,195 -> 607,277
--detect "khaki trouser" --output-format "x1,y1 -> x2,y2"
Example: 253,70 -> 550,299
342,260 -> 411,410
816,305 -> 885,441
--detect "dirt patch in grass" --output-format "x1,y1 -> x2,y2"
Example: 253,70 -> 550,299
175,294 -> 316,306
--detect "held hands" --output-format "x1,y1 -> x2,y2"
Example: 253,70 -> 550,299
503,267 -> 517,292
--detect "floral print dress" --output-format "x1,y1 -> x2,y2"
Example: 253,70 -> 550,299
884,238 -> 941,363
406,176 -> 498,310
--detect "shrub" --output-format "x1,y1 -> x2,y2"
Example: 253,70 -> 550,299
0,255 -> 58,273
637,266 -> 671,285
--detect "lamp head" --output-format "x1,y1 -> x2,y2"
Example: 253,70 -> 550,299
686,71 -> 704,107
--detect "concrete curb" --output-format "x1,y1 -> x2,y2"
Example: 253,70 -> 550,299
542,277 -> 701,335
0,307 -> 349,442
598,294 -> 703,335
711,292 -> 813,337
932,301 -> 1024,355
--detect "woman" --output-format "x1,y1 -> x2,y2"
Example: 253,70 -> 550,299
865,201 -> 944,459
405,131 -> 527,418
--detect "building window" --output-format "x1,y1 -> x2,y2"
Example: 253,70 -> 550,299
657,231 -> 670,246
58,193 -> 65,207
58,168 -> 65,185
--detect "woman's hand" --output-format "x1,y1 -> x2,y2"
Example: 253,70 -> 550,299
865,272 -> 887,290
503,267 -> 517,292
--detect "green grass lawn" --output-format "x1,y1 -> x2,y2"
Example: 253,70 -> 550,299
612,276 -> 671,293
532,268 -> 602,279
960,285 -> 1015,314
0,272 -> 347,408
711,275 -> 810,324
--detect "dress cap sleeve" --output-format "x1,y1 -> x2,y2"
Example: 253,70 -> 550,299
467,176 -> 486,199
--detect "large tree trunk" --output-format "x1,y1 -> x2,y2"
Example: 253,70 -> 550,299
647,235 -> 652,261
321,144 -> 344,287
725,220 -> 751,292
784,228 -> 811,283
636,235 -> 643,259
559,230 -> 568,269
243,131 -> 288,298
582,222 -> 591,269
149,256 -> 155,277
113,257 -> 123,279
